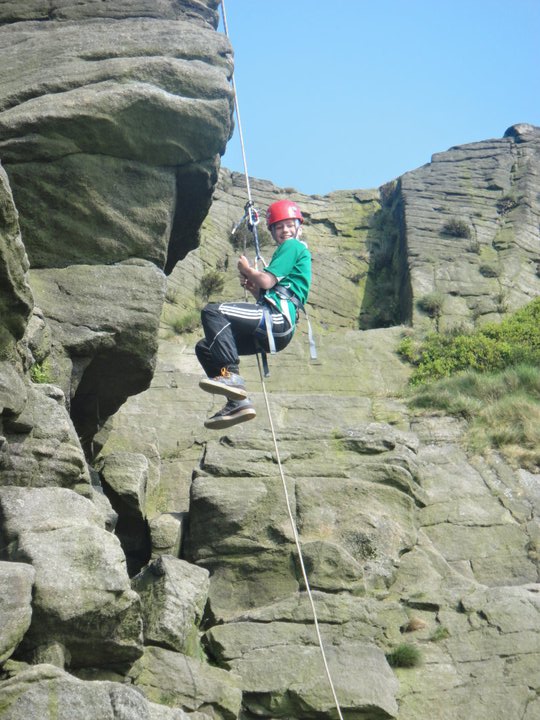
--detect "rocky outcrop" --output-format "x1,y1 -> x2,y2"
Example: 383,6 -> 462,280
397,122 -> 540,329
0,562 -> 34,664
132,555 -> 210,656
0,3 -> 237,719
0,485 -> 143,667
0,663 -> 207,720
0,0 -> 233,435
128,646 -> 242,719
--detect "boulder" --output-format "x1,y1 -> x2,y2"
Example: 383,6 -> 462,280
132,555 -> 209,656
0,562 -> 35,664
399,125 -> 540,329
28,260 -> 166,443
99,451 -> 149,515
149,512 -> 186,559
0,662 -> 204,720
1,383 -> 90,491
0,12 -> 233,272
186,473 -> 299,619
206,621 -> 398,719
0,1 -> 220,27
128,645 -> 242,720
0,362 -> 27,418
0,486 -> 142,667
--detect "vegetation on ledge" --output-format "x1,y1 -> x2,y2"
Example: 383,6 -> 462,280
399,297 -> 540,470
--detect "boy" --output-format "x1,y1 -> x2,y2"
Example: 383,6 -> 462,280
196,199 -> 312,429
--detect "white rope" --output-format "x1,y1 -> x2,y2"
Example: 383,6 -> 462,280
256,359 -> 345,720
219,4 -> 345,716
220,0 -> 253,205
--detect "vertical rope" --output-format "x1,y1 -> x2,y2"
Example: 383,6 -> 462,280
220,0 -> 253,205
256,357 -> 345,720
219,4 -> 344,716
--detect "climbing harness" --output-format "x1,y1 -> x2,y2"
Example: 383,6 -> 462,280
220,3 -> 343,719
274,283 -> 318,361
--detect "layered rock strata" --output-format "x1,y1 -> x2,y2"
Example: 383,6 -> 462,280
0,0 -> 233,436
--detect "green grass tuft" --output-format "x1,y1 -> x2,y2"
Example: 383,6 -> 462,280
402,297 -> 540,386
386,643 -> 422,668
170,310 -> 201,335
431,626 -> 450,642
30,359 -> 53,384
409,364 -> 540,471
197,271 -> 225,301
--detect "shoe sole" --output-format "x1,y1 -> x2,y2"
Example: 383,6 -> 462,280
199,377 -> 247,400
204,408 -> 256,430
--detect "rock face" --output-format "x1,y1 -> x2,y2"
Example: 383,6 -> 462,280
99,128 -> 539,720
0,562 -> 34,664
0,3 -> 236,720
0,0 -> 232,439
0,4 -> 539,717
0,165 -> 32,356
398,123 -> 540,330
0,485 -> 143,667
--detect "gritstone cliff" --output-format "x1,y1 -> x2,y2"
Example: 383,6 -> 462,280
0,3 -> 539,720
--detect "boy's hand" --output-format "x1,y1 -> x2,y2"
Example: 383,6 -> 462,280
237,255 -> 251,275
240,276 -> 257,292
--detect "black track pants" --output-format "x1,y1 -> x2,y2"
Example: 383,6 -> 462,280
195,301 -> 293,377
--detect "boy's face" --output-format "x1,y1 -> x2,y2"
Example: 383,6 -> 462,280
271,219 -> 299,244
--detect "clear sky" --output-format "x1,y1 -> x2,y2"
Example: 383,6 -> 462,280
219,0 -> 540,196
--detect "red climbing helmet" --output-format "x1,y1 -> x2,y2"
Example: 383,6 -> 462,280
266,199 -> 304,228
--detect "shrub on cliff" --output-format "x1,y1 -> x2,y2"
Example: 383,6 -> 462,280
400,297 -> 540,385
399,297 -> 540,470
441,217 -> 471,238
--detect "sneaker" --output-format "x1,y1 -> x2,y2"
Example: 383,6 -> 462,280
204,398 -> 256,430
199,368 -> 247,400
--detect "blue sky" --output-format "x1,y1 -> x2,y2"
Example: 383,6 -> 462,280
219,0 -> 540,196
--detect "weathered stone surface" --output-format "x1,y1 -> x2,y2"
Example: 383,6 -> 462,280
181,414 -> 421,616
0,10 -> 232,273
394,583 -> 540,720
0,562 -> 34,664
1,383 -> 90,490
0,486 -> 142,667
0,662 -> 201,720
185,473 -> 299,618
99,451 -> 149,515
149,512 -> 186,559
0,164 -> 32,353
97,450 -> 152,574
0,362 -> 27,418
128,646 -> 242,720
8,157 -> 177,269
206,621 -> 398,719
0,17 -> 232,164
29,260 -> 166,442
0,1 -> 220,27
399,124 -> 540,330
412,423 -> 538,586
132,555 -> 209,656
